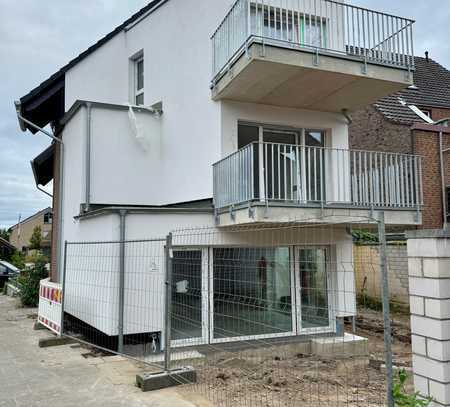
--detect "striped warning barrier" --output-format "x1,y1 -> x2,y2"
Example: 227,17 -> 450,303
38,278 -> 62,335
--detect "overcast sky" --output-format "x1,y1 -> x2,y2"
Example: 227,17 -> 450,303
0,0 -> 447,229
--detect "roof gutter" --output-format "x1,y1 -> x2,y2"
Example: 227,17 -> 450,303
14,101 -> 27,132
14,103 -> 65,282
30,159 -> 53,198
75,206 -> 214,221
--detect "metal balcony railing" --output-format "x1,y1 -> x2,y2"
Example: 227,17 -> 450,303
212,0 -> 415,80
213,142 -> 423,211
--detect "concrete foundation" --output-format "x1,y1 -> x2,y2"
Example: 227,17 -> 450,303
136,367 -> 197,392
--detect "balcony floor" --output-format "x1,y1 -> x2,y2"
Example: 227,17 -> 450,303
212,41 -> 413,113
215,202 -> 421,228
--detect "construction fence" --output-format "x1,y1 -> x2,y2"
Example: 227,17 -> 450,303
59,215 -> 404,406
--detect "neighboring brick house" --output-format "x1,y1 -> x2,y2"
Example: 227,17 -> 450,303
350,55 -> 450,229
9,207 -> 53,255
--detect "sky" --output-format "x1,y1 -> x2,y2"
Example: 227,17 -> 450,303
0,0 -> 448,229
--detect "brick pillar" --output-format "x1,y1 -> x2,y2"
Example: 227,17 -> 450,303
407,229 -> 450,406
413,129 -> 443,229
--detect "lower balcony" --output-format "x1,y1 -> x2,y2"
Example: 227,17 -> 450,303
213,143 -> 423,226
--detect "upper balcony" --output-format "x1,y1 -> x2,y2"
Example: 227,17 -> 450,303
213,142 -> 423,226
211,0 -> 415,112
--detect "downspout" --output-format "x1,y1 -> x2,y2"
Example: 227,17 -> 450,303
85,103 -> 92,212
439,131 -> 448,229
15,102 -> 65,282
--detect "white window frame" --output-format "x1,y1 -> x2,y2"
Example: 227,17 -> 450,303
133,55 -> 144,106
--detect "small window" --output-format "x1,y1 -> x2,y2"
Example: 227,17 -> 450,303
44,212 -> 52,224
134,57 -> 144,105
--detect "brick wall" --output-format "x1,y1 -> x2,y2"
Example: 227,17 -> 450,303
431,107 -> 450,122
413,130 -> 446,229
50,142 -> 60,282
350,106 -> 449,229
349,106 -> 412,154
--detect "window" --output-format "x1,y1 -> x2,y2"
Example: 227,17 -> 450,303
44,212 -> 52,224
134,56 -> 144,105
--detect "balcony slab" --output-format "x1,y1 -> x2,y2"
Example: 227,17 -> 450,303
216,204 -> 421,227
212,42 -> 413,113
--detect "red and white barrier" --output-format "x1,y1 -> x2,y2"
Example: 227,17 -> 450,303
38,278 -> 62,335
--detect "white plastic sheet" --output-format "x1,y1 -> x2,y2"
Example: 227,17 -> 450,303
128,105 -> 152,151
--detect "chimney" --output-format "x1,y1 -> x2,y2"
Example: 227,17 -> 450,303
425,51 -> 429,62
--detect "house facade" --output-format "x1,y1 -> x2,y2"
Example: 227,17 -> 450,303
16,0 -> 420,346
350,55 -> 450,230
8,207 -> 52,255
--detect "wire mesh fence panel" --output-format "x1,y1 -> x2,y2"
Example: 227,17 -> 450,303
62,238 -> 167,367
167,215 -> 401,406
59,214 -> 410,406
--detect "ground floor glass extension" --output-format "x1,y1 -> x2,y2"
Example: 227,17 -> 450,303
170,244 -> 340,346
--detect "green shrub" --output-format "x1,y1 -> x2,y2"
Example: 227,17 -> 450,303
17,257 -> 48,307
10,251 -> 25,270
393,369 -> 433,406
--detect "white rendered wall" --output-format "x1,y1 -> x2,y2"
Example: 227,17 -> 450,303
65,0 -> 236,206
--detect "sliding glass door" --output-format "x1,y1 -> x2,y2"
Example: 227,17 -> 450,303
211,247 -> 294,342
296,247 -> 332,332
171,249 -> 208,346
237,124 -> 327,204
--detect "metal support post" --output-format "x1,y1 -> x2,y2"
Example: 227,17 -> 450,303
164,233 -> 173,373
118,210 -> 127,354
60,241 -> 68,336
378,211 -> 394,407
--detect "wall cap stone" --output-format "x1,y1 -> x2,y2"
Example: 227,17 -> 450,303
407,229 -> 450,240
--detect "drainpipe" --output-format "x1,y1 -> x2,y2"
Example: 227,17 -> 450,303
118,209 -> 127,354
85,103 -> 92,212
15,102 -> 65,283
439,131 -> 448,230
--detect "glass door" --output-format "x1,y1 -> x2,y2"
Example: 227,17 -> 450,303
171,249 -> 208,346
263,129 -> 299,202
296,247 -> 332,332
211,247 -> 294,342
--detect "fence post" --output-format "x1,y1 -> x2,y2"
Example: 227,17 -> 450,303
378,211 -> 394,407
118,210 -> 126,354
60,240 -> 68,336
164,232 -> 173,373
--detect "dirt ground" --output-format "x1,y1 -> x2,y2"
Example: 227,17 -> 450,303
180,308 -> 413,407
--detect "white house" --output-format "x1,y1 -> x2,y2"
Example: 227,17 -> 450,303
16,0 -> 421,348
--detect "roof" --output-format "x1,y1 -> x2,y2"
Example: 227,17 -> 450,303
0,238 -> 15,253
374,56 -> 450,125
31,144 -> 55,186
9,207 -> 52,230
17,0 -> 166,133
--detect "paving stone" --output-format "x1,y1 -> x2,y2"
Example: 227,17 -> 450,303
0,294 -> 205,406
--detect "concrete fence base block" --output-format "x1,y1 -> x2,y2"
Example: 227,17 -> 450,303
311,333 -> 369,358
136,367 -> 197,392
33,321 -> 47,331
38,335 -> 77,348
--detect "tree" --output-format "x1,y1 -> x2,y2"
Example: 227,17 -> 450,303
0,228 -> 10,241
29,226 -> 42,250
